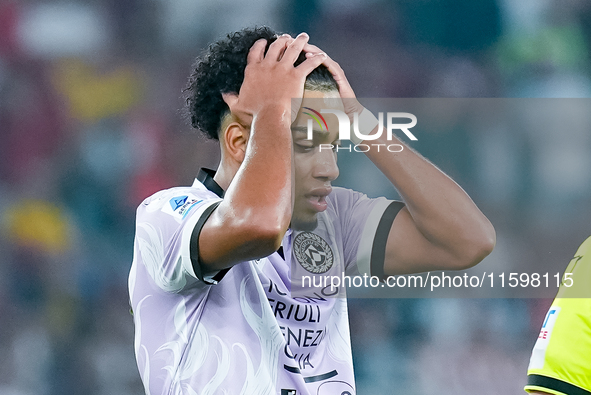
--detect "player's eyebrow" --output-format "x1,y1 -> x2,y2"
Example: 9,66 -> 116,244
291,126 -> 330,139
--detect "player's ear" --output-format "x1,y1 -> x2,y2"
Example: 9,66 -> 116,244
222,122 -> 248,164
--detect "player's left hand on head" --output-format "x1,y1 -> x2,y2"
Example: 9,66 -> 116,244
303,43 -> 364,118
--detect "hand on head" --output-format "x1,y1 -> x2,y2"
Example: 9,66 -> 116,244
303,43 -> 364,117
222,33 -> 328,128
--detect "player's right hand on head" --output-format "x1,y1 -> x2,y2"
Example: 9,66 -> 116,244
222,33 -> 327,128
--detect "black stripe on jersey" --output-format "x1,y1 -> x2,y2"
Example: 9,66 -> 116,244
190,168 -> 228,284
283,365 -> 339,384
189,201 -> 229,284
197,168 -> 225,198
303,370 -> 338,383
370,201 -> 405,279
284,365 -> 300,374
527,374 -> 591,395
277,246 -> 285,260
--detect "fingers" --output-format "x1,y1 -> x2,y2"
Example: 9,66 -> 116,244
303,43 -> 323,55
265,34 -> 293,62
315,52 -> 343,76
247,38 -> 267,64
303,43 -> 342,76
250,33 -> 316,67
281,32 -> 310,64
295,52 -> 327,76
304,49 -> 345,80
323,58 -> 355,98
305,48 -> 355,99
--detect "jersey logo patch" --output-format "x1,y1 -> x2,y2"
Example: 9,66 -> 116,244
170,196 -> 188,211
161,193 -> 203,220
294,232 -> 334,274
528,306 -> 561,370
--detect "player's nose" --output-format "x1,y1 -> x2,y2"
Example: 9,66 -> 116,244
313,148 -> 339,182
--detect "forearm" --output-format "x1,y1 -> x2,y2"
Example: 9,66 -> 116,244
198,33 -> 327,270
201,107 -> 293,268
365,133 -> 495,267
305,46 -> 494,270
227,105 -> 294,231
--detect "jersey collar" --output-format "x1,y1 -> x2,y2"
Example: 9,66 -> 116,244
196,168 -> 225,198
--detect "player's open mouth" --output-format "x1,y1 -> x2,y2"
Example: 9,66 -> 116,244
306,187 -> 332,212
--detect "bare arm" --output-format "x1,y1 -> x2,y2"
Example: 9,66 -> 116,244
367,134 -> 495,274
198,34 -> 327,271
306,47 -> 495,274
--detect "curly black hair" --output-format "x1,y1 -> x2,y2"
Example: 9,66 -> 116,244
183,26 -> 338,140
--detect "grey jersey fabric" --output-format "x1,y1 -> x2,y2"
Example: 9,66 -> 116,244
129,173 -> 397,395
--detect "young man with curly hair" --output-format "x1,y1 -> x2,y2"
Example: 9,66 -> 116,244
129,26 -> 495,394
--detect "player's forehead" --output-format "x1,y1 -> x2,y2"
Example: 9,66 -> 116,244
292,89 -> 343,140
295,89 -> 343,118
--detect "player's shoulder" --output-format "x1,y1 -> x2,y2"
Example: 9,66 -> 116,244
136,180 -> 221,219
524,235 -> 591,394
326,186 -> 395,214
556,235 -> 591,298
571,235 -> 591,280
326,186 -> 365,206
573,235 -> 591,261
323,187 -> 364,219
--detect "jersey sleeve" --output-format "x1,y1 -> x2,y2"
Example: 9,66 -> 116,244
134,187 -> 224,292
328,187 -> 404,278
524,236 -> 591,395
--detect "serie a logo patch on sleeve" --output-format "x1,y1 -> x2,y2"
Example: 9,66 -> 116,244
161,193 -> 203,221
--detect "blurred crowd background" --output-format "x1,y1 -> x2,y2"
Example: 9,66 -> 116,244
1,0 -> 590,394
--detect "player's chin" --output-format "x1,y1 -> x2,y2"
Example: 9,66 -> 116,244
290,211 -> 318,232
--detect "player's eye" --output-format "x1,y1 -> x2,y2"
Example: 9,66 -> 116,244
295,142 -> 314,152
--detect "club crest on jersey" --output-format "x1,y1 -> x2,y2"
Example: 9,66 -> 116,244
294,232 -> 334,274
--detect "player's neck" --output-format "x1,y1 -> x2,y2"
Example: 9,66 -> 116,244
213,163 -> 235,192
